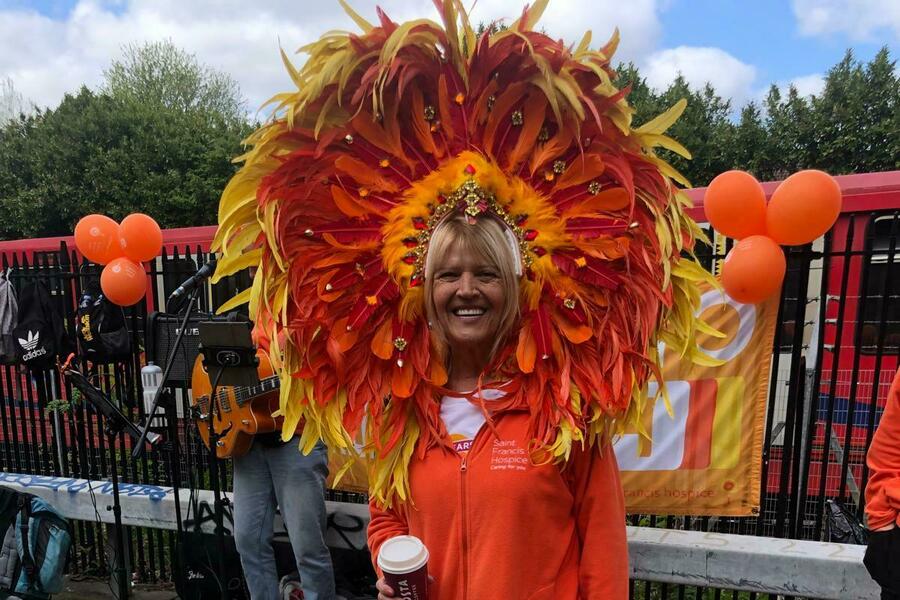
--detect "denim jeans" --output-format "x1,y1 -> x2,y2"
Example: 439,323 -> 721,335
233,437 -> 335,600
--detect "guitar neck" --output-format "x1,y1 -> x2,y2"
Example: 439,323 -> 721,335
233,375 -> 280,406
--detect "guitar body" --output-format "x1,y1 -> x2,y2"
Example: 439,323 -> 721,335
190,350 -> 282,459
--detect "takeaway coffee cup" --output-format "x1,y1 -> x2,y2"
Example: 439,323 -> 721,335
377,535 -> 429,600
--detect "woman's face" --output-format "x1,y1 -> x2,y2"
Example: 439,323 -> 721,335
431,242 -> 507,358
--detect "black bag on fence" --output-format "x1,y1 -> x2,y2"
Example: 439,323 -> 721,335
825,498 -> 868,544
76,281 -> 131,362
13,281 -> 72,370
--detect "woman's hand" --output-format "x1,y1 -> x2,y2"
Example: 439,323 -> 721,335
376,577 -> 396,599
376,575 -> 434,599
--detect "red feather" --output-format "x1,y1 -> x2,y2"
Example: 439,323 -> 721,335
552,251 -> 621,289
564,217 -> 628,239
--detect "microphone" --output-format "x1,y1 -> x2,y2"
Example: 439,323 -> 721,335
168,259 -> 217,304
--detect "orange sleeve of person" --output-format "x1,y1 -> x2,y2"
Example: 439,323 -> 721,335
366,499 -> 409,578
567,442 -> 629,599
865,368 -> 900,530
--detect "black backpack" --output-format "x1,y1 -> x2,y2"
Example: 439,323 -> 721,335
76,281 -> 131,362
12,281 -> 72,369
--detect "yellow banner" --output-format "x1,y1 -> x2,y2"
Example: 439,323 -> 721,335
614,284 -> 778,516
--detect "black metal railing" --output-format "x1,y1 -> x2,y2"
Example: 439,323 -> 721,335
0,211 -> 896,596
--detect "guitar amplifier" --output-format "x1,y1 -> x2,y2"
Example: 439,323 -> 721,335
146,311 -> 211,386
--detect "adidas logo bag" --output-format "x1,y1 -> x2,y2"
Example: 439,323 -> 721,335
76,281 -> 131,362
0,271 -> 18,365
13,281 -> 72,369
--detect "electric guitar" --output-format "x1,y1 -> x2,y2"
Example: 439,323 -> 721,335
190,350 -> 282,458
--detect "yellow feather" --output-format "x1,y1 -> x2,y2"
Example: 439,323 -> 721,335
338,0 -> 374,33
636,98 -> 687,135
215,288 -> 252,315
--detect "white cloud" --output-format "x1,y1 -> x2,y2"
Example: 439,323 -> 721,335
792,0 -> 900,41
785,73 -> 826,97
0,0 -> 665,113
642,46 -> 758,108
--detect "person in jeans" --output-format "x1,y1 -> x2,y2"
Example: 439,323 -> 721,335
865,368 -> 900,600
233,433 -> 335,600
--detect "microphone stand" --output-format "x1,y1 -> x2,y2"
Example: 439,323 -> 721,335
64,369 -> 162,600
131,285 -> 208,596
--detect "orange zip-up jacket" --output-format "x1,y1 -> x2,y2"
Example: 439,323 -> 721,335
367,410 -> 628,600
865,367 -> 900,530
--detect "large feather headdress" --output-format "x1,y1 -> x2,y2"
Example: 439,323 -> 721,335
213,0 -> 716,506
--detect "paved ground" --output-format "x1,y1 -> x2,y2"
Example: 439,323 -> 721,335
55,577 -> 176,599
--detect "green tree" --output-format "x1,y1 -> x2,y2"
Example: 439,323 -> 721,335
727,101 -> 769,178
811,48 -> 899,174
103,40 -> 246,125
0,42 -> 251,240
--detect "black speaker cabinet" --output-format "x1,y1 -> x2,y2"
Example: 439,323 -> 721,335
146,312 -> 208,386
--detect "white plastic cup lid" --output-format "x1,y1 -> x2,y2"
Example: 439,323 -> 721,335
377,535 -> 429,574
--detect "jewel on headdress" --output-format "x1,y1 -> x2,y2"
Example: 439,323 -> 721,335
379,158 -> 391,168
553,160 -> 566,174
430,121 -> 440,132
454,93 -> 465,105
588,181 -> 602,195
563,298 -> 576,310
402,237 -> 418,248
487,95 -> 496,111
344,134 -> 354,144
437,194 -> 447,204
304,229 -> 314,237
393,337 -> 408,352
574,256 -> 588,268
412,217 -> 427,230
424,105 -> 436,121
533,246 -> 547,257
325,283 -> 333,291
544,171 -> 554,182
511,110 -> 524,126
524,229 -> 539,241
359,188 -> 370,198
537,126 -> 549,142
464,164 -> 476,175
515,214 -> 528,226
402,253 -> 417,265
366,295 -> 379,306
409,275 -> 423,287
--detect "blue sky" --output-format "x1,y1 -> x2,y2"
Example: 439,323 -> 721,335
1,0 -> 897,113
660,0 -> 895,88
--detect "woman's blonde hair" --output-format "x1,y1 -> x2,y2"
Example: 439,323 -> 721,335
424,214 -> 521,369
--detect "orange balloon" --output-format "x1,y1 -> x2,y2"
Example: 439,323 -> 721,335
100,258 -> 147,306
766,170 -> 841,245
703,170 -> 768,240
119,213 -> 163,262
720,235 -> 786,304
74,214 -> 123,265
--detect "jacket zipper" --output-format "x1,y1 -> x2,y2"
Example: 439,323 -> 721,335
459,423 -> 490,600
460,452 -> 469,600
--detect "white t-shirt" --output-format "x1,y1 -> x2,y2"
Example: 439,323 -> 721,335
440,389 -> 505,454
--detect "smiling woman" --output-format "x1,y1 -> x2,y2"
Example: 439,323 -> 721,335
424,215 -> 521,390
